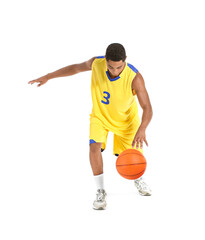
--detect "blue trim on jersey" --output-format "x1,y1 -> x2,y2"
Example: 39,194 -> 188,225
96,56 -> 105,59
127,63 -> 138,73
89,139 -> 96,144
106,71 -> 120,81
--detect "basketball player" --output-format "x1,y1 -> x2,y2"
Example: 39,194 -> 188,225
28,43 -> 153,210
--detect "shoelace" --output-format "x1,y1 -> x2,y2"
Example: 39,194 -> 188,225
136,180 -> 149,190
96,191 -> 105,201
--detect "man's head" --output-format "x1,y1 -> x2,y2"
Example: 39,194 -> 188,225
105,43 -> 127,78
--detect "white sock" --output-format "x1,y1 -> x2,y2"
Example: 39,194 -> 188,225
94,173 -> 104,190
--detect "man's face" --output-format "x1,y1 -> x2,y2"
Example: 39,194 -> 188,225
106,59 -> 126,78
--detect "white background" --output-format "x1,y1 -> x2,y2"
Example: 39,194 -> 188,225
0,0 -> 205,239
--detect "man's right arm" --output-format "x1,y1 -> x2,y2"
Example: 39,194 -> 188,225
28,56 -> 96,87
47,56 -> 96,80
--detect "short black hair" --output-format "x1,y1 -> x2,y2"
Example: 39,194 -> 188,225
105,43 -> 126,62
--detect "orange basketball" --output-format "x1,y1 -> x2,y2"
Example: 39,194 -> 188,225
116,149 -> 147,180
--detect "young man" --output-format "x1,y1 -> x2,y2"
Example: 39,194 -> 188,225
28,43 -> 153,210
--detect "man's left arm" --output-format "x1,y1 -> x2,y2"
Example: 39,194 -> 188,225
131,71 -> 153,149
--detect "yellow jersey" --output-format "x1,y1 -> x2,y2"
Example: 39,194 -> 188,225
89,56 -> 140,136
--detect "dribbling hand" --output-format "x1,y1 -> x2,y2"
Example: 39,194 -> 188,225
132,127 -> 148,149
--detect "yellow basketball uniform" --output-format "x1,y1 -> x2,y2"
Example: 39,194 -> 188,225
89,56 -> 143,155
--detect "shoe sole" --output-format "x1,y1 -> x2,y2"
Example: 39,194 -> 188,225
93,204 -> 107,210
139,192 -> 152,196
93,207 -> 106,210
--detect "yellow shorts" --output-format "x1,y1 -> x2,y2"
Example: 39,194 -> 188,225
89,117 -> 143,156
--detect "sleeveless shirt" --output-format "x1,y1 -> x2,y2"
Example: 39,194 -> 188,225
89,56 -> 140,136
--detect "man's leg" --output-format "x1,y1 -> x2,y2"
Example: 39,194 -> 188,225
89,142 -> 103,176
89,116 -> 109,209
89,142 -> 107,210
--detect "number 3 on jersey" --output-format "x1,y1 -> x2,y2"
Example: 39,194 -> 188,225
101,91 -> 110,105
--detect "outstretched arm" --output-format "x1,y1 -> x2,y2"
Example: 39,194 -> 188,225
28,56 -> 96,87
46,56 -> 96,80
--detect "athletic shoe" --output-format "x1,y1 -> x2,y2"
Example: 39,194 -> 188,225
134,177 -> 152,196
93,189 -> 107,210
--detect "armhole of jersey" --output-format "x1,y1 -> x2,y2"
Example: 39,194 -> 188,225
91,58 -> 97,70
131,72 -> 140,96
92,56 -> 105,70
131,76 -> 136,96
127,63 -> 138,96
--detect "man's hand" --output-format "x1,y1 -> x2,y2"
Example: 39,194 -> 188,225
132,127 -> 148,149
28,75 -> 49,87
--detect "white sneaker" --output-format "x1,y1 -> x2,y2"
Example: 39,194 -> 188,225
93,189 -> 107,210
134,177 -> 152,196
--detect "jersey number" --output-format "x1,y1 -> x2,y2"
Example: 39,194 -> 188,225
101,91 -> 110,105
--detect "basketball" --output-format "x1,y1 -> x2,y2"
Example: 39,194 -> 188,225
116,149 -> 147,180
